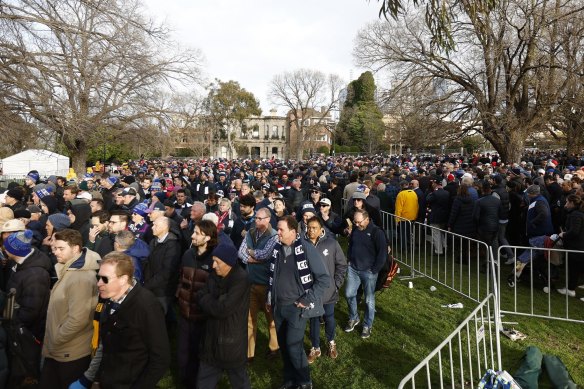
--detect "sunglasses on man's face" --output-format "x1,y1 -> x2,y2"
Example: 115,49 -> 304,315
96,274 -> 118,284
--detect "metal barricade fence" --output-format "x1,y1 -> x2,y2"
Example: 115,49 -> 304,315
411,222 -> 494,303
497,245 -> 584,324
398,293 -> 502,389
379,209 -> 415,278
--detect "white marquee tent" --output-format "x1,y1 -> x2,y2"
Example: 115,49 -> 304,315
1,149 -> 70,178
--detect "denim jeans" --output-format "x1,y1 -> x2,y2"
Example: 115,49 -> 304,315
309,303 -> 336,348
274,304 -> 311,386
345,265 -> 377,328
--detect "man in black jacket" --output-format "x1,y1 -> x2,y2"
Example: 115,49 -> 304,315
143,216 -> 182,314
426,176 -> 450,255
196,243 -> 251,388
492,175 -> 514,262
70,252 -> 170,389
473,181 -> 501,269
4,230 -> 52,386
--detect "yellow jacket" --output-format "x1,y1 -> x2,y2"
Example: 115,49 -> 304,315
395,189 -> 419,221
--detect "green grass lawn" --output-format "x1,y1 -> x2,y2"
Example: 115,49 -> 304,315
158,241 -> 584,388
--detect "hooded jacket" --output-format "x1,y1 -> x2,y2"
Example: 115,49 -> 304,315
124,238 -> 150,284
69,202 -> 93,246
304,230 -> 347,304
6,248 -> 52,340
42,248 -> 100,362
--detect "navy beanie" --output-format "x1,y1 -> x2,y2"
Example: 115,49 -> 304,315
48,213 -> 71,231
212,244 -> 238,267
5,230 -> 33,257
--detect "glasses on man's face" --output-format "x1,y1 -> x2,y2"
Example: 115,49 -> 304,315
353,218 -> 367,225
320,204 -> 330,207
96,274 -> 118,284
256,216 -> 270,221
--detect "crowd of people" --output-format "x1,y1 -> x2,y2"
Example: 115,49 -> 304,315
0,150 -> 582,389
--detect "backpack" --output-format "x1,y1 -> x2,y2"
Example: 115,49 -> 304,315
370,225 -> 400,292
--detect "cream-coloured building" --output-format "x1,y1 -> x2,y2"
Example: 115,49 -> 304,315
211,109 -> 288,159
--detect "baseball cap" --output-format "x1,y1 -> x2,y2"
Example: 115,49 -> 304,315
319,198 -> 331,206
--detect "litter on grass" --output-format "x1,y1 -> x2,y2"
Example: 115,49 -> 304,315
502,327 -> 527,341
441,303 -> 464,308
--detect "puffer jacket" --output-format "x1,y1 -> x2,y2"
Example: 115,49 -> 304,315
176,247 -> 214,321
6,248 -> 52,340
42,248 -> 99,362
448,195 -> 476,236
304,231 -> 347,304
197,264 -> 250,369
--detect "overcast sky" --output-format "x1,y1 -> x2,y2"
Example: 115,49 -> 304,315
142,0 -> 381,113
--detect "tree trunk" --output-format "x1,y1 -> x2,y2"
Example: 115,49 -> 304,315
491,130 -> 525,164
65,139 -> 88,178
295,128 -> 304,161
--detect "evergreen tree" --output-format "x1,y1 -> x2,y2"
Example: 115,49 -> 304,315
337,72 -> 385,153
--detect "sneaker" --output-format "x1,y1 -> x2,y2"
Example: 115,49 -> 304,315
580,297 -> 584,302
344,319 -> 360,333
578,285 -> 584,289
327,341 -> 338,359
504,257 -> 515,265
307,347 -> 321,364
361,326 -> 371,339
543,286 -> 550,294
515,262 -> 526,277
556,288 -> 576,297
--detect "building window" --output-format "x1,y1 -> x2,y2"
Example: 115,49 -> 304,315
272,125 -> 278,137
271,147 -> 278,156
252,125 -> 259,139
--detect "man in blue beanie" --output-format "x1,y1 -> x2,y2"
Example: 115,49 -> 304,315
5,230 -> 52,386
196,243 -> 251,388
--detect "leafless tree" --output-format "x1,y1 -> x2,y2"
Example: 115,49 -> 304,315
356,0 -> 584,163
269,69 -> 343,160
0,0 -> 203,173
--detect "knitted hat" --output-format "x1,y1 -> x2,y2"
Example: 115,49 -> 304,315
35,188 -> 52,199
0,219 -> 26,233
79,181 -> 89,191
26,171 -> 40,183
4,230 -> 33,257
106,176 -> 118,186
212,244 -> 238,267
14,209 -> 31,219
27,205 -> 42,214
202,212 -> 219,226
6,188 -> 23,202
40,196 -> 58,214
300,203 -> 316,217
133,202 -> 149,217
48,213 -> 71,231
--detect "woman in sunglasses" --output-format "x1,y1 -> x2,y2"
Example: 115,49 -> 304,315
40,229 -> 100,389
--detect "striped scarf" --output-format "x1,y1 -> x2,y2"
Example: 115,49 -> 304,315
268,235 -> 312,304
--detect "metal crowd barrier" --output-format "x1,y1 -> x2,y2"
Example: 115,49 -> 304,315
398,293 -> 502,389
497,245 -> 584,324
379,210 -> 415,278
410,222 -> 494,303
